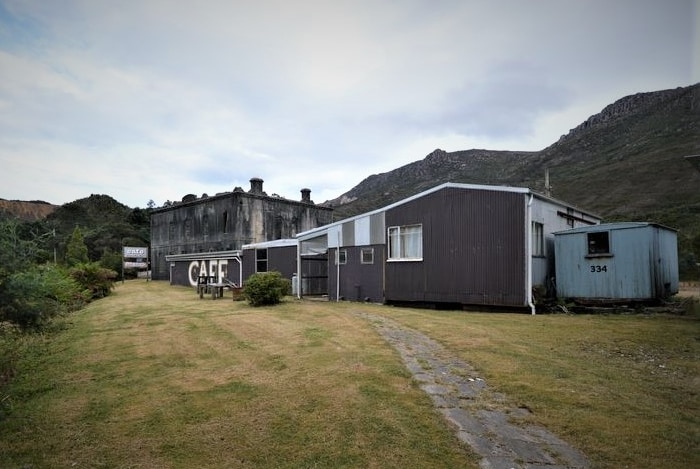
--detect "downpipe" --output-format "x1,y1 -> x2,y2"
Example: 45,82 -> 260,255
527,194 -> 536,315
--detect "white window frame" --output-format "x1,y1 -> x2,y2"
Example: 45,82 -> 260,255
361,247 -> 374,264
532,222 -> 544,257
387,224 -> 423,261
335,248 -> 347,265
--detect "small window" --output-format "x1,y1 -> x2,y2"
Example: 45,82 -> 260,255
202,214 -> 209,237
587,231 -> 610,255
336,249 -> 347,265
388,224 -> 422,261
361,248 -> 374,264
566,208 -> 575,228
256,248 -> 268,272
532,222 -> 544,257
184,218 -> 192,238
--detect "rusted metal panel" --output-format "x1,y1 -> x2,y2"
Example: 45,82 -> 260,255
384,187 -> 527,307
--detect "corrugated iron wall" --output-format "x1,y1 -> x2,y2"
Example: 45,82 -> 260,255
384,187 -> 527,307
328,245 -> 385,302
554,224 -> 679,301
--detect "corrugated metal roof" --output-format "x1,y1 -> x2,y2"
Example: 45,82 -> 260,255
553,221 -> 677,236
298,182 -> 600,241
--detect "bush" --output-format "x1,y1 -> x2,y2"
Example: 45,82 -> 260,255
0,265 -> 87,330
69,262 -> 118,300
242,271 -> 291,307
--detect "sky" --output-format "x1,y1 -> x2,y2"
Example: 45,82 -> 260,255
1,0 -> 698,208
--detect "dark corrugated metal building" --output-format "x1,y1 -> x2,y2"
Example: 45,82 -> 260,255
297,183 -> 601,312
241,239 -> 298,283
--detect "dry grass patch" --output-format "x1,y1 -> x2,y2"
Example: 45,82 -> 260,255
377,307 -> 700,469
0,281 -> 474,468
4,280 -> 697,468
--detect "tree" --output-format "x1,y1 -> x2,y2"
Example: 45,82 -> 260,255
65,226 -> 89,266
0,218 -> 40,284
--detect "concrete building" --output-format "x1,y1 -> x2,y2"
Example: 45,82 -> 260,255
150,178 -> 333,285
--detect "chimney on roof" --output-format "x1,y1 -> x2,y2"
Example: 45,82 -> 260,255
301,188 -> 312,203
249,177 -> 264,194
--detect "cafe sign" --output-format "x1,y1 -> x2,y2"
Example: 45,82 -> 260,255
123,247 -> 148,258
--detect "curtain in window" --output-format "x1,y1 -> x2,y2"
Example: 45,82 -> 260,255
402,225 -> 422,258
388,225 -> 422,259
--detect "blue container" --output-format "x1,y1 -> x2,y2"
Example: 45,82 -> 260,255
554,222 -> 679,302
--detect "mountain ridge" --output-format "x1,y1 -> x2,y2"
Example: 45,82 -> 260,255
326,83 -> 700,221
2,83 -> 699,277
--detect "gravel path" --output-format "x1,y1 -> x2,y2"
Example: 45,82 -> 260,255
353,310 -> 590,469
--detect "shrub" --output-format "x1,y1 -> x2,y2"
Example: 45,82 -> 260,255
69,262 -> 118,300
99,249 -> 123,280
242,271 -> 291,307
0,265 -> 87,330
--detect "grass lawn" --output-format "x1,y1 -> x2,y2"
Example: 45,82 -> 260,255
1,280 -> 699,468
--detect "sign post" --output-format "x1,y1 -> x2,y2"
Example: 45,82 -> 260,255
123,246 -> 149,281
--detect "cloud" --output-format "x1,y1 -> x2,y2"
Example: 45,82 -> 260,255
0,0 -> 696,207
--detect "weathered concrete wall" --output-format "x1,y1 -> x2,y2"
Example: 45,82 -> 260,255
151,181 -> 332,280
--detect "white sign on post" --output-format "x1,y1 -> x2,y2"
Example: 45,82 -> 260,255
123,246 -> 150,280
123,247 -> 148,258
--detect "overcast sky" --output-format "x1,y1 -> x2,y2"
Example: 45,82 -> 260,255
1,1 -> 698,208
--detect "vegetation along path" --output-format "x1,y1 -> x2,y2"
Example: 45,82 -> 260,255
353,310 -> 590,469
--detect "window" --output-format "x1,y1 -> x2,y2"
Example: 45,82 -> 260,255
336,249 -> 347,265
202,214 -> 209,237
256,248 -> 268,272
566,208 -> 575,228
587,231 -> 610,255
388,224 -> 422,260
361,248 -> 374,264
532,222 -> 544,256
184,218 -> 192,238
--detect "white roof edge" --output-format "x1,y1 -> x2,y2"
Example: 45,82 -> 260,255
553,221 -> 677,235
242,238 -> 298,249
166,249 -> 241,261
296,182 -> 600,240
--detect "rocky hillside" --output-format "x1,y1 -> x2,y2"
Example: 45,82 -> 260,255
326,83 -> 700,224
325,83 -> 700,264
0,198 -> 58,221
